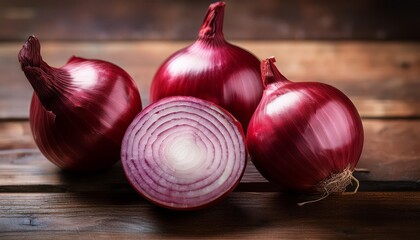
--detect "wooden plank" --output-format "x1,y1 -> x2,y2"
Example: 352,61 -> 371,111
0,149 -> 270,192
359,120 -> 420,182
0,192 -> 419,239
1,41 -> 419,119
0,0 -> 419,41
0,121 -> 34,149
0,119 -> 419,192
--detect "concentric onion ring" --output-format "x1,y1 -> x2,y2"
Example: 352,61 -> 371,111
121,96 -> 246,210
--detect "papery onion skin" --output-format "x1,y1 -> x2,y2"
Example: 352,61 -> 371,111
246,57 -> 364,193
19,36 -> 142,172
121,96 -> 246,210
150,1 -> 263,131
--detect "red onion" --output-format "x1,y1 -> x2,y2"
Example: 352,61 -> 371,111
246,57 -> 364,202
18,36 -> 142,172
121,96 -> 246,210
150,1 -> 263,131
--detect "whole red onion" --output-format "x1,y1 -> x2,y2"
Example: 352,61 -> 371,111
150,1 -> 263,131
246,57 -> 364,199
18,36 -> 142,172
121,96 -> 246,210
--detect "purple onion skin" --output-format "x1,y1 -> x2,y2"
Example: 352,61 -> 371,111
150,1 -> 263,131
246,57 -> 364,192
19,36 -> 142,172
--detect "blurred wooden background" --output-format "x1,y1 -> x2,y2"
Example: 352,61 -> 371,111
0,0 -> 419,239
1,0 -> 419,41
1,0 -> 419,119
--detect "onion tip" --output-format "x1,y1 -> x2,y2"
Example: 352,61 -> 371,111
261,56 -> 289,87
18,36 -> 63,112
199,1 -> 225,39
18,35 -> 42,69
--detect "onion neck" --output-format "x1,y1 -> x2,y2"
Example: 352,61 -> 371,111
18,36 -> 70,112
261,57 -> 290,88
198,1 -> 225,44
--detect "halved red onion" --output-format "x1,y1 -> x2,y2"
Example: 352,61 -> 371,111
121,96 -> 246,210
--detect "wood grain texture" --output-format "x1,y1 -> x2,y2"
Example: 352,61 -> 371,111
1,41 -> 419,119
0,121 -> 34,149
0,192 -> 419,239
1,119 -> 418,192
0,0 -> 419,41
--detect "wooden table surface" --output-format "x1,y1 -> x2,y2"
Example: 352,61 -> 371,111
1,0 -> 419,239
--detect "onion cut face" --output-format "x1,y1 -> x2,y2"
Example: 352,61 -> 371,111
121,96 -> 246,210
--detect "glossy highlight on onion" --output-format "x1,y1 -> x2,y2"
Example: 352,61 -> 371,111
121,96 -> 246,210
18,36 -> 142,172
246,57 -> 364,199
150,1 -> 263,131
